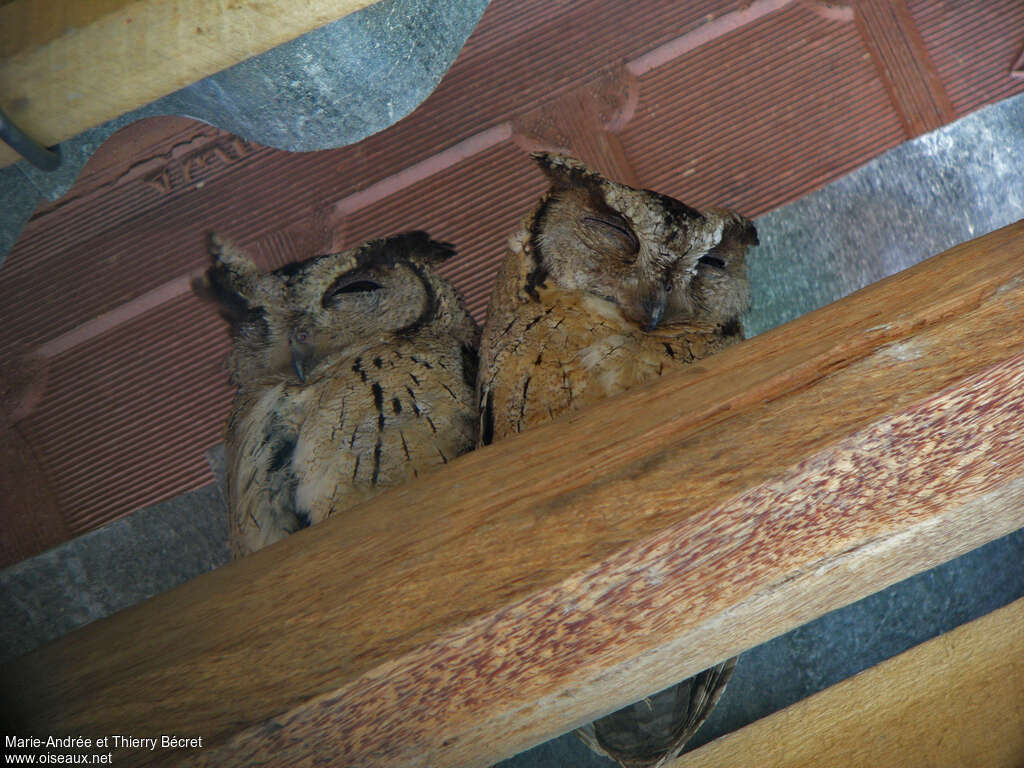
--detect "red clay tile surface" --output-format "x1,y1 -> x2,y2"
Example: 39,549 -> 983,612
2,0 -> 1022,566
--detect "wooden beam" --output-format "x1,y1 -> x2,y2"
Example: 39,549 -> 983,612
0,0 -> 382,169
3,220 -> 1024,767
675,596 -> 1024,768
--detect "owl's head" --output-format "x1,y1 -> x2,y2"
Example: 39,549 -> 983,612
195,231 -> 477,385
527,152 -> 757,331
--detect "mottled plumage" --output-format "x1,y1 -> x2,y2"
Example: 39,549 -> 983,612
478,153 -> 757,767
196,231 -> 479,557
479,153 -> 755,443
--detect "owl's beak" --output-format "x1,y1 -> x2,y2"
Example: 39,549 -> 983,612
640,285 -> 668,331
290,334 -> 314,383
292,353 -> 308,383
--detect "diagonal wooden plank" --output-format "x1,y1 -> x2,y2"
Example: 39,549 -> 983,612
675,596 -> 1024,768
0,0 -> 383,168
2,220 -> 1024,767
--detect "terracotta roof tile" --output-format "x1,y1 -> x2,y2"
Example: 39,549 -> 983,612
20,293 -> 232,535
910,0 -> 1024,115
622,3 -> 906,214
2,0 -> 1020,564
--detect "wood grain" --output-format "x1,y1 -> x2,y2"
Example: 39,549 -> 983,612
0,0 -> 381,169
2,220 -> 1024,766
675,596 -> 1024,768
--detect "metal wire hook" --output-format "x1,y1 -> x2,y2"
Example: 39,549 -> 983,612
0,104 -> 61,171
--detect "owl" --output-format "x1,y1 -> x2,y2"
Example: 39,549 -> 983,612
477,153 -> 757,767
196,231 -> 479,558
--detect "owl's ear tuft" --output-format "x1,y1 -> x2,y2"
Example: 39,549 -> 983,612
732,216 -> 759,247
531,152 -> 600,190
191,272 -> 254,335
356,231 -> 456,268
394,231 -> 457,264
207,232 -> 258,269
702,211 -> 759,249
193,233 -> 263,333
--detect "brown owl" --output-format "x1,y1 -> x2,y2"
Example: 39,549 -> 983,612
196,231 -> 479,557
477,153 -> 757,767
